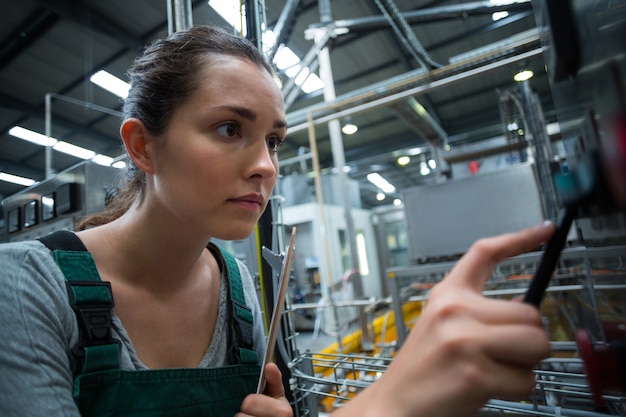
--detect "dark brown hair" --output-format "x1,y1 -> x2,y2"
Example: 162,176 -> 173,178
76,25 -> 274,230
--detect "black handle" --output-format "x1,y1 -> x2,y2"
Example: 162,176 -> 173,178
523,205 -> 577,307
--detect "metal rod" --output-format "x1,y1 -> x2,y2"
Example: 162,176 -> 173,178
45,93 -> 52,179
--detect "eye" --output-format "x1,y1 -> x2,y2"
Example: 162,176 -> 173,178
267,136 -> 284,153
216,123 -> 240,139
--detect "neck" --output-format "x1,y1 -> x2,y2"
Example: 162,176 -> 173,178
77,206 -> 215,294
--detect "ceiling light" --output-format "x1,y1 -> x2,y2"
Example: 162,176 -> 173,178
112,160 -> 127,169
10,126 -> 125,166
53,141 -> 96,160
92,154 -> 114,166
376,192 -> 386,201
9,126 -> 56,146
393,198 -> 402,206
420,161 -> 431,176
0,172 -> 36,187
428,159 -> 437,169
397,156 -> 411,166
492,11 -> 509,21
341,118 -> 358,135
513,69 -> 534,82
367,172 -> 395,193
90,70 -> 130,98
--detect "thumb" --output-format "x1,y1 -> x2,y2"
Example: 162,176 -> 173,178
262,363 -> 285,398
447,222 -> 555,293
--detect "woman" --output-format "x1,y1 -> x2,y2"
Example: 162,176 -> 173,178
0,25 -> 553,417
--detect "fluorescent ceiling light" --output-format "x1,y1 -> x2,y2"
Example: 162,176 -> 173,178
0,172 -> 36,187
367,172 -> 395,193
90,70 -> 130,98
91,154 -> 114,166
53,141 -> 96,160
492,11 -> 509,21
9,126 -> 124,168
9,126 -> 56,146
112,160 -> 127,169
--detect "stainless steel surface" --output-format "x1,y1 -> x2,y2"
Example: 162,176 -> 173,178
402,162 -> 545,261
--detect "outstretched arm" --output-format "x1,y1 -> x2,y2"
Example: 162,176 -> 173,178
333,222 -> 555,417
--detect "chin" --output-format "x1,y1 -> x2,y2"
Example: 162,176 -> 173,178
213,227 -> 255,242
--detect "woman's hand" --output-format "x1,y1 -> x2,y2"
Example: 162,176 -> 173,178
334,222 -> 555,417
237,363 -> 292,417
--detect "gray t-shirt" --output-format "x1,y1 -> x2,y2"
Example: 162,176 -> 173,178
0,238 -> 266,417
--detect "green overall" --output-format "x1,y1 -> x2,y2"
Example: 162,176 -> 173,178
39,231 -> 261,417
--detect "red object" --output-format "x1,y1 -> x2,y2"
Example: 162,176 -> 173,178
576,322 -> 626,408
468,160 -> 480,175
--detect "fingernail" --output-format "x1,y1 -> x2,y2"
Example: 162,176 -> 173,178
536,220 -> 554,230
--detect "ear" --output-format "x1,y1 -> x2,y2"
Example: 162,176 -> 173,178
120,118 -> 157,174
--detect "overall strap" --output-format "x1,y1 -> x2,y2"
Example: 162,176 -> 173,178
38,231 -> 120,374
214,245 -> 258,365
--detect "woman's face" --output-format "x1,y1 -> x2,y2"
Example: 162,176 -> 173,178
147,56 -> 287,240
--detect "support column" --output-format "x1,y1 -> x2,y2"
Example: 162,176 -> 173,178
317,0 -> 373,351
167,0 -> 192,35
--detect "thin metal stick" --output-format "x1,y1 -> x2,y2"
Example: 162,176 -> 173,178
257,227 -> 297,394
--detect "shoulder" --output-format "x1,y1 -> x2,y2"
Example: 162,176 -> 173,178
0,239 -> 71,321
0,239 -> 65,286
0,239 -> 79,414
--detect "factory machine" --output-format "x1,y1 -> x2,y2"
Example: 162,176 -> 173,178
287,1 -> 626,416
1,161 -> 122,243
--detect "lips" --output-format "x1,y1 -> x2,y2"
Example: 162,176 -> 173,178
229,193 -> 264,209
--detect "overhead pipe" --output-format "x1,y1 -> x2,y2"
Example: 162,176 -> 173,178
326,0 -> 533,33
373,0 -> 442,70
287,41 -> 543,134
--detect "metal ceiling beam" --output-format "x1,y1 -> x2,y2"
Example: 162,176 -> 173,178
0,93 -> 120,147
286,35 -> 542,131
390,97 -> 447,147
0,7 -> 59,72
0,158 -> 45,181
267,0 -> 302,62
31,0 -> 145,51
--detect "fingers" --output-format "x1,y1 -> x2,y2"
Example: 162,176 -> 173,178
448,222 -> 555,293
427,291 -> 544,328
483,324 -> 551,367
238,364 -> 292,417
262,363 -> 285,398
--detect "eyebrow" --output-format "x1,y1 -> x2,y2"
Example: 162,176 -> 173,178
217,105 -> 288,130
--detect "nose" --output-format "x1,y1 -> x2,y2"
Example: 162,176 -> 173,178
246,140 -> 277,181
